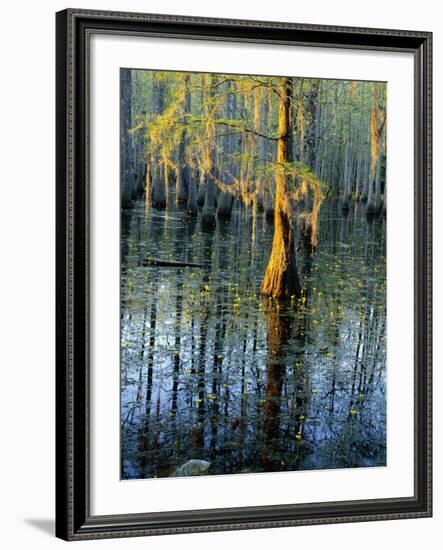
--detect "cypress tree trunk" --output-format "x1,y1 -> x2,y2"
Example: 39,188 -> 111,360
313,82 -> 322,176
329,82 -> 340,195
360,153 -> 370,202
261,78 -> 301,299
144,161 -> 151,208
296,79 -> 305,163
121,69 -> 134,209
217,192 -> 233,219
367,148 -> 382,216
152,162 -> 167,209
354,113 -> 365,201
216,81 -> 236,219
176,75 -> 191,206
341,84 -> 354,213
151,79 -> 167,209
186,173 -> 198,216
196,178 -> 206,207
256,84 -> 269,212
354,85 -> 367,202
366,82 -> 385,217
201,175 -> 217,229
373,149 -> 383,212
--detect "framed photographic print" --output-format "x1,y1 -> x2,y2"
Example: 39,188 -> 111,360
55,9 -> 432,541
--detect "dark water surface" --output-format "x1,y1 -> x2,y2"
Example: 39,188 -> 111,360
121,199 -> 386,479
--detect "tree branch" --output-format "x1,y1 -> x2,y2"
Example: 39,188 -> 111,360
213,120 -> 279,141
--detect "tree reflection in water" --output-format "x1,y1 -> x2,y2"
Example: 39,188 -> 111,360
121,199 -> 386,479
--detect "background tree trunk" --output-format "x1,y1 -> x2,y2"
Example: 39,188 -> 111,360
176,75 -> 191,206
121,69 -> 134,209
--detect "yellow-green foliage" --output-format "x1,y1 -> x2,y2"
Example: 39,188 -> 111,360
284,162 -> 325,248
127,72 -> 381,252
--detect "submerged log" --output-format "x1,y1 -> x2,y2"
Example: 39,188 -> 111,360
142,258 -> 204,268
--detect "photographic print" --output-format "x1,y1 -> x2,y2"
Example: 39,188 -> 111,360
120,69 -> 387,480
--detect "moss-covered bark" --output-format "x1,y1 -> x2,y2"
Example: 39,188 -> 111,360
261,78 -> 301,299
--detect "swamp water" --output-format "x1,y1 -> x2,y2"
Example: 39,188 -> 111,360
121,199 -> 386,479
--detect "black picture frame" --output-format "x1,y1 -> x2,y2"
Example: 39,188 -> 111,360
55,8 -> 432,541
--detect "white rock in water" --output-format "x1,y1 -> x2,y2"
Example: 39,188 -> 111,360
172,459 -> 211,477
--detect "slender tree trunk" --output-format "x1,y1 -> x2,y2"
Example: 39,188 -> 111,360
176,75 -> 191,206
217,192 -> 233,219
367,148 -> 383,216
354,105 -> 365,201
186,173 -> 198,216
217,82 -> 235,219
341,83 -> 355,213
201,175 -> 217,229
330,82 -> 340,194
144,161 -> 151,208
121,69 -> 134,209
151,80 -> 167,209
295,79 -> 305,163
313,82 -> 322,176
196,171 -> 206,207
360,152 -> 370,202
